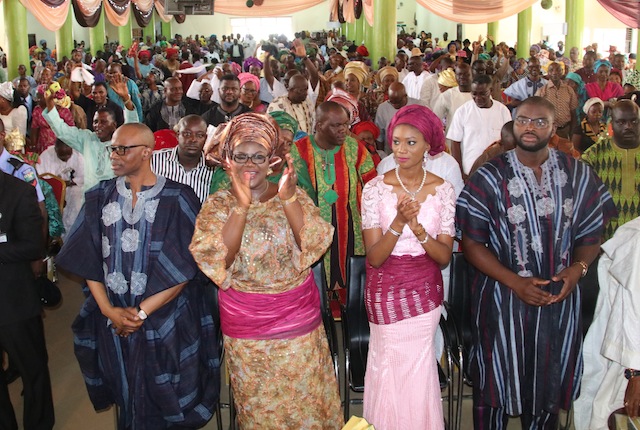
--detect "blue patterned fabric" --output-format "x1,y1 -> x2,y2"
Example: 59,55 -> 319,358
456,149 -> 616,416
57,177 -> 219,429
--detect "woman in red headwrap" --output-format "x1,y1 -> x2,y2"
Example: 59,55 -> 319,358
165,47 -> 180,75
352,120 -> 382,165
190,113 -> 343,429
360,104 -> 455,430
238,72 -> 266,113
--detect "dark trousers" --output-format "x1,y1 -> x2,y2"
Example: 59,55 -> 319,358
0,316 -> 54,430
472,383 -> 559,430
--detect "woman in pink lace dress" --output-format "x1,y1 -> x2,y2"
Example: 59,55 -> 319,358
361,104 -> 456,430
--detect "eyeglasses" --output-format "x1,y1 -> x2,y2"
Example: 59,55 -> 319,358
232,153 -> 267,164
179,131 -> 207,139
106,145 -> 147,156
514,116 -> 550,129
241,88 -> 257,94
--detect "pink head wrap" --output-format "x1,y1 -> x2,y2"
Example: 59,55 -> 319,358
238,72 -> 260,92
387,105 -> 446,156
230,62 -> 242,76
324,88 -> 360,126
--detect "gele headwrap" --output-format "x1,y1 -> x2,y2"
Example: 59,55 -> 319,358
205,113 -> 282,169
387,104 -> 446,156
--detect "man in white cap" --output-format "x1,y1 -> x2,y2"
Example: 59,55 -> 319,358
402,48 -> 437,109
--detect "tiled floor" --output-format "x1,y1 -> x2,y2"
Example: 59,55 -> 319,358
7,273 -> 572,429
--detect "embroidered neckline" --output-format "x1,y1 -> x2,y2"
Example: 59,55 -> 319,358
116,175 -> 166,224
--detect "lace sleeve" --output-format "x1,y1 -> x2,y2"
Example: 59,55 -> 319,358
189,191 -> 234,289
361,176 -> 384,230
437,181 -> 457,237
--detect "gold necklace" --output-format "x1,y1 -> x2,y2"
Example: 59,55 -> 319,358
252,181 -> 270,204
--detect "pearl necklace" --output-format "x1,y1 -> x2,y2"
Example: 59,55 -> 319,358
395,165 -> 427,200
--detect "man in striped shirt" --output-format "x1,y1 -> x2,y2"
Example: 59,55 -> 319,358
151,115 -> 213,203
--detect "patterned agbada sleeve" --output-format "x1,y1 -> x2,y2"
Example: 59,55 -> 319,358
146,186 -> 201,292
455,164 -> 500,244
56,182 -> 108,282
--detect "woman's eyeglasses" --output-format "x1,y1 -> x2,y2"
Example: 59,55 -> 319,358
232,153 -> 267,164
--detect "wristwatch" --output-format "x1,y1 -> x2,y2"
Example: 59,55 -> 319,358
624,368 -> 640,380
137,306 -> 148,320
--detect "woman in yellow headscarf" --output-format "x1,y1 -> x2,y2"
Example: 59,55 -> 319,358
344,60 -> 378,119
370,65 -> 399,108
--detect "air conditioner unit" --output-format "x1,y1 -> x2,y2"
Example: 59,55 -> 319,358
164,0 -> 214,15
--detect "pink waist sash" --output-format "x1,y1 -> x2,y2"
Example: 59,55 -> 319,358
218,272 -> 322,340
365,254 -> 443,325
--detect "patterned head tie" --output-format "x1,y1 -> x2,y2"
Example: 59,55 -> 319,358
269,110 -> 299,135
243,56 -> 263,72
593,59 -> 612,73
344,60 -> 371,87
377,66 -> 399,85
324,88 -> 360,126
205,113 -> 283,169
238,72 -> 261,92
387,104 -> 446,156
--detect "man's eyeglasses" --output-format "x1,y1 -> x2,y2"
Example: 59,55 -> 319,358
106,145 -> 147,156
514,116 -> 550,129
179,131 -> 207,139
232,153 -> 267,164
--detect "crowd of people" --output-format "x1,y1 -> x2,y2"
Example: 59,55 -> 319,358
1,26 -> 640,430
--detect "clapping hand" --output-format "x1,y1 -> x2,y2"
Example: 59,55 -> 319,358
396,193 -> 420,228
225,156 -> 252,209
277,153 -> 298,200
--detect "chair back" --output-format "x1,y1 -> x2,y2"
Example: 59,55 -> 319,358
312,261 -> 330,319
448,252 -> 473,369
312,260 -> 340,380
39,173 -> 66,214
344,255 -> 369,389
154,129 -> 179,151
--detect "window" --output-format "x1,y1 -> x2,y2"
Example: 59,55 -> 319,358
230,17 -> 293,42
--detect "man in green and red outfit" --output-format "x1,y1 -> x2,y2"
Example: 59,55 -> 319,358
294,101 -> 376,315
